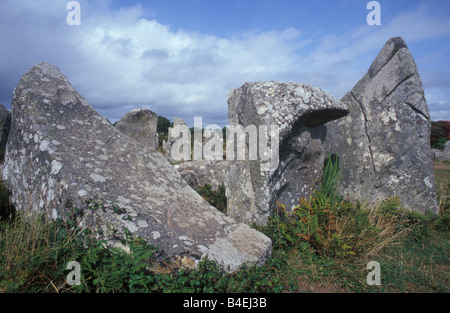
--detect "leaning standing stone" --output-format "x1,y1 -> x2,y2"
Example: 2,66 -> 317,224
324,37 -> 439,215
3,62 -> 272,272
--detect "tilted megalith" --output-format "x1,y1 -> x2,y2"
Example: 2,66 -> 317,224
3,62 -> 272,272
227,82 -> 349,226
324,37 -> 439,214
115,108 -> 159,150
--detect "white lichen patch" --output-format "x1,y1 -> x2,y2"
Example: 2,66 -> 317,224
424,177 -> 433,189
90,173 -> 106,183
51,160 -> 63,175
117,195 -> 131,204
122,220 -> 137,232
39,140 -> 50,151
152,231 -> 161,240
137,220 -> 148,228
380,107 -> 398,125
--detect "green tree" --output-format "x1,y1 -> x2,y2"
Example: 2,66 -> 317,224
157,116 -> 171,134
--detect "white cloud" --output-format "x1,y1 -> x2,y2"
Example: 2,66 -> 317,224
66,11 -> 307,124
0,0 -> 448,125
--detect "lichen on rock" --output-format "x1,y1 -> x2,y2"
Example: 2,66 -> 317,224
3,62 -> 272,272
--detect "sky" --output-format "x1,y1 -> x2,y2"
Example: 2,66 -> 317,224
0,0 -> 449,126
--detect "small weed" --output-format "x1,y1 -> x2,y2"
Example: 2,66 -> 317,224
196,184 -> 227,214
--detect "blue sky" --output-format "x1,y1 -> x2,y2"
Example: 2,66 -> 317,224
0,0 -> 449,126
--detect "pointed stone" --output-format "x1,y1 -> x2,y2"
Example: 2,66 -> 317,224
324,37 -> 438,214
3,62 -> 272,272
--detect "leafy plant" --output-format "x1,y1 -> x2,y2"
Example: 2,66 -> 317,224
320,154 -> 341,199
196,184 -> 227,214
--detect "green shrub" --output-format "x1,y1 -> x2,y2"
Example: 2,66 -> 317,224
196,184 -> 227,214
0,199 -> 284,293
0,180 -> 14,222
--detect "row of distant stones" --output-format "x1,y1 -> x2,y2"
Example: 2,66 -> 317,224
167,37 -> 441,225
432,141 -> 450,162
0,37 -> 441,272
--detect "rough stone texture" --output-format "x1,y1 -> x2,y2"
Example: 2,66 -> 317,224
3,62 -> 272,272
174,160 -> 228,191
227,81 -> 349,225
115,108 -> 158,150
432,148 -> 450,162
324,37 -> 438,215
445,141 -> 450,152
0,104 -> 11,151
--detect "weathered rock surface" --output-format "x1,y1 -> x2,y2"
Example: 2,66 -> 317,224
174,160 -> 228,191
432,148 -> 450,162
324,37 -> 438,214
445,141 -> 450,152
0,104 -> 11,152
115,108 -> 159,150
3,62 -> 272,272
227,81 -> 349,225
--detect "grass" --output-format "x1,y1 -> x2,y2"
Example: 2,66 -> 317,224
196,183 -> 227,214
0,158 -> 448,293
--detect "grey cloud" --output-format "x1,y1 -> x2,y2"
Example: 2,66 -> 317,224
141,48 -> 169,60
100,34 -> 133,57
0,0 -> 448,127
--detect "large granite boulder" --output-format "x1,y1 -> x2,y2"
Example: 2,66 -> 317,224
115,108 -> 159,150
3,62 -> 272,272
324,37 -> 438,214
227,82 -> 349,225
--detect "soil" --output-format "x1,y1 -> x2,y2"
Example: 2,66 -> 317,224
434,163 -> 450,170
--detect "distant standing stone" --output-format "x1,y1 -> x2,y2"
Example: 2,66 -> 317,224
445,141 -> 450,152
115,108 -> 159,150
